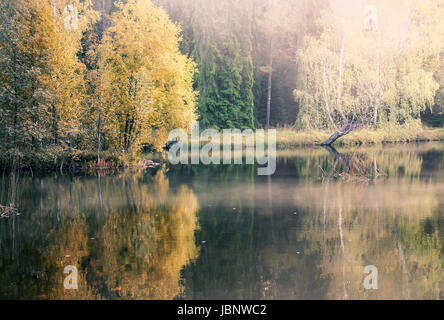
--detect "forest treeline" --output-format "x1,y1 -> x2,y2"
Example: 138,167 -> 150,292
0,0 -> 196,169
157,0 -> 443,144
1,0 -> 444,168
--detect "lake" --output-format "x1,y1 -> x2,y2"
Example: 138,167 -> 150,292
1,143 -> 443,299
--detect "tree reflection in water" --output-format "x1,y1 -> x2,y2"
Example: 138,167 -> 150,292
0,170 -> 199,299
1,144 -> 444,299
295,145 -> 444,299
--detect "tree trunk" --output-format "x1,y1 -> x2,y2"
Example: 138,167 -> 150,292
52,102 -> 58,144
12,46 -> 19,167
202,29 -> 208,96
102,0 -> 107,32
321,130 -> 348,146
321,122 -> 359,146
60,156 -> 64,174
97,0 -> 106,165
97,112 -> 102,164
266,36 -> 273,128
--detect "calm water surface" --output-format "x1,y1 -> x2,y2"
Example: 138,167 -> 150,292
1,143 -> 444,299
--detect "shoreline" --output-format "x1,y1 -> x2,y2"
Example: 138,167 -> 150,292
2,126 -> 444,172
274,126 -> 444,148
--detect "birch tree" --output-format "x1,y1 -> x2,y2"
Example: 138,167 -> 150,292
294,0 -> 443,145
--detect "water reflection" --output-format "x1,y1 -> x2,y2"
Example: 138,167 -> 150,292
294,145 -> 443,299
178,144 -> 444,300
0,170 -> 199,299
1,143 -> 444,299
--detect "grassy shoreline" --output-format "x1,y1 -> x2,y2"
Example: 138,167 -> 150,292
275,126 -> 444,149
3,125 -> 444,172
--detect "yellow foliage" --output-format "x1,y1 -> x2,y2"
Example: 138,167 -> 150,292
98,0 -> 197,153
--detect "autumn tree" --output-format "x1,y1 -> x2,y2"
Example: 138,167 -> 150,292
44,0 -> 96,168
97,0 -> 196,155
0,0 -> 94,167
0,0 -> 52,166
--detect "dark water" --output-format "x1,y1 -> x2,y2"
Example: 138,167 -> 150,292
1,143 -> 444,300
